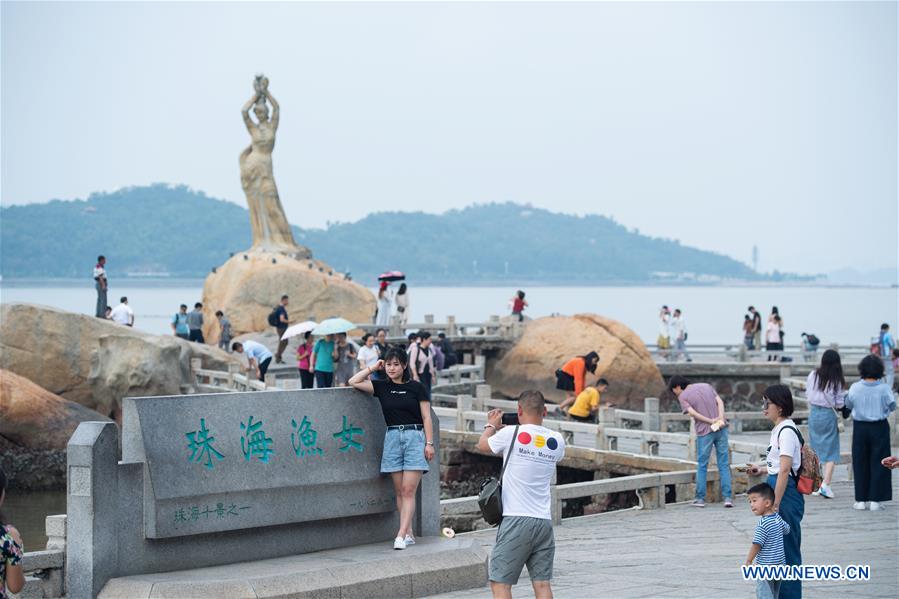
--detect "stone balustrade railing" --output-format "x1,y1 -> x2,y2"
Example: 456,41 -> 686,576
649,343 -> 869,363
191,356 -> 487,393
18,514 -> 66,597
432,388 -> 774,463
354,314 -> 522,340
441,469 -> 725,525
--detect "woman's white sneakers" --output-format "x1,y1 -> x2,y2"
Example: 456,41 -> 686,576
853,501 -> 885,511
815,485 -> 835,499
392,534 -> 417,550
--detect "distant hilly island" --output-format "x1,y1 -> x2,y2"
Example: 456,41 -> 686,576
1,184 -> 800,284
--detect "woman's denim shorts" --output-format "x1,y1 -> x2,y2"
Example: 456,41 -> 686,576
381,426 -> 429,473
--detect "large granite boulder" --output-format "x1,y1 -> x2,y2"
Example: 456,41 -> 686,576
488,314 -> 665,410
201,250 -> 376,343
0,369 -> 111,490
0,369 -> 110,451
0,303 -> 241,419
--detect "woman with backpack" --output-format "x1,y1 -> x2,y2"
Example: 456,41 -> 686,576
748,385 -> 805,599
806,349 -> 846,499
845,355 -> 896,511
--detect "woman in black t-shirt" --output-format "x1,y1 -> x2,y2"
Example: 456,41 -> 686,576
349,347 -> 435,550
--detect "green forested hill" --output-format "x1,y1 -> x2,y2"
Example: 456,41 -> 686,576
1,184 -> 761,283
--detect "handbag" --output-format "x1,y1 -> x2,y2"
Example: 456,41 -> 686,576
830,406 -> 845,433
821,381 -> 847,431
477,425 -> 519,526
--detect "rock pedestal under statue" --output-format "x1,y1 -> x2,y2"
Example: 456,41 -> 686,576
202,74 -> 375,340
202,252 -> 375,341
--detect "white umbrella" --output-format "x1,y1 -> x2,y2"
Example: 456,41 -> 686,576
312,317 -> 355,336
281,320 -> 318,340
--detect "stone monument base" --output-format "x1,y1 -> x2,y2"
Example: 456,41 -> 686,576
99,537 -> 488,598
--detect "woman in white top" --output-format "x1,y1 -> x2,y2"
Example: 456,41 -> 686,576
748,385 -> 804,599
805,350 -> 846,498
394,283 -> 409,326
765,315 -> 783,362
357,334 -> 381,373
376,285 -> 392,327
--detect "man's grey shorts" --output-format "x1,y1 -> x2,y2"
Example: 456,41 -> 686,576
489,516 -> 555,585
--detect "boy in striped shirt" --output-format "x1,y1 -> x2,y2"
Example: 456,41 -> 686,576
745,482 -> 790,599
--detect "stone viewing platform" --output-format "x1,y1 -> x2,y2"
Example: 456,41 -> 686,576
9,308 -> 894,598
433,476 -> 899,599
99,537 -> 487,598
15,378 -> 898,598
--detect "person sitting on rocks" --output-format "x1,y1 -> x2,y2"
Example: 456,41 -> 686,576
566,378 -> 609,423
556,351 -> 600,413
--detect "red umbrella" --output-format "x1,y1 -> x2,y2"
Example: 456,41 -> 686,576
377,271 -> 406,282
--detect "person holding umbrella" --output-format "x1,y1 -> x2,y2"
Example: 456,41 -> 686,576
311,334 -> 336,388
280,320 -> 318,388
376,283 -> 392,327
310,318 -> 355,388
296,332 -> 315,389
376,271 -> 405,327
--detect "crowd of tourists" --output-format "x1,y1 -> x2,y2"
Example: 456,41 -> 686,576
375,281 -> 410,327
74,256 -> 899,599
672,343 -> 896,599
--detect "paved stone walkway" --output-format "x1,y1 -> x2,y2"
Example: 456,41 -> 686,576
431,475 -> 898,598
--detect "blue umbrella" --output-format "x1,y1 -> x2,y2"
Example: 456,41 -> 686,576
312,317 -> 355,336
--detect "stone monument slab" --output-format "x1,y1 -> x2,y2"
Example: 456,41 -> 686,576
123,390 -> 394,538
67,387 -> 442,598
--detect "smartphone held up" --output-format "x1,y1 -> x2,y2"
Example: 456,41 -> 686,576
501,412 -> 519,426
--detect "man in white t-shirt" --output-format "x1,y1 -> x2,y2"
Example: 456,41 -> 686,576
671,308 -> 692,362
477,390 -> 565,599
232,340 -> 274,382
109,296 -> 134,327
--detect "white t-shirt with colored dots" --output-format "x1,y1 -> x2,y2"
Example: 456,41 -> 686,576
488,423 -> 565,520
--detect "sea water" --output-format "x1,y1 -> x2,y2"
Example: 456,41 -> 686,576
1,279 -> 896,346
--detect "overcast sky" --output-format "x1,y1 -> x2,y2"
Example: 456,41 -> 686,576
2,1 -> 896,274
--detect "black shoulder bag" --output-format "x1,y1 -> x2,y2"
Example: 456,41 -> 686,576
478,425 -> 519,526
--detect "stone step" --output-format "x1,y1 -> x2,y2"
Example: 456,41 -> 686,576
99,537 -> 487,598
